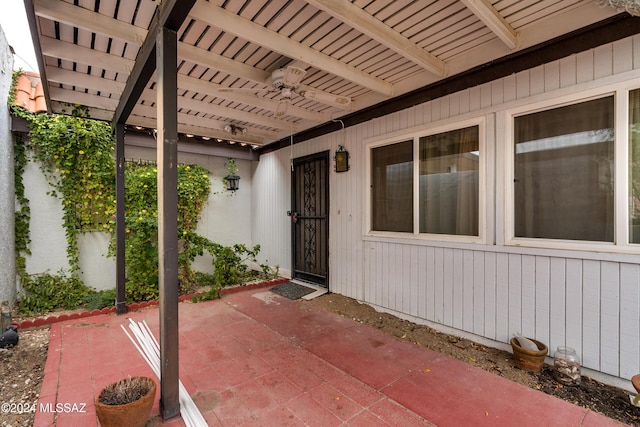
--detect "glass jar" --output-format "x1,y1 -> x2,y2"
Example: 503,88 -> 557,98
0,301 -> 11,332
554,346 -> 581,386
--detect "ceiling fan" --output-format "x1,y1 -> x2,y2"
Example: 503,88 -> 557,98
217,66 -> 352,117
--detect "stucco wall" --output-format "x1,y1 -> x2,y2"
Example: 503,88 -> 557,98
24,143 -> 254,291
0,26 -> 15,304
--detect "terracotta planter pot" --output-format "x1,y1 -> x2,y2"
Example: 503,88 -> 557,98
632,374 -> 640,393
510,337 -> 548,373
95,377 -> 156,427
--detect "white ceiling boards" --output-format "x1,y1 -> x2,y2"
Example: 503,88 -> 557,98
25,0 -> 631,149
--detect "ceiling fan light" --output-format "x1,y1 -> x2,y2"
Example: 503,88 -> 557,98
272,68 -> 285,89
275,100 -> 288,117
595,0 -> 640,15
282,66 -> 307,87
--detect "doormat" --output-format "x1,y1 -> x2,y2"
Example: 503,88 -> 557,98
270,281 -> 316,300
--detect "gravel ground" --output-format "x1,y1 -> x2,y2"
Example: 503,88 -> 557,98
0,328 -> 48,427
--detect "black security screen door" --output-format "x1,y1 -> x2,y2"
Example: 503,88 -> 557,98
291,151 -> 329,287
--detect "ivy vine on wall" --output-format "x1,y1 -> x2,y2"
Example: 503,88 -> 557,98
9,72 -> 274,314
116,162 -> 212,301
12,104 -> 117,272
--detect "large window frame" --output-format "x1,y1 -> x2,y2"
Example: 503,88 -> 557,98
365,117 -> 487,244
503,86 -> 637,252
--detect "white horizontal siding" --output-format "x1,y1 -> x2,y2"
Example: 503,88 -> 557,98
361,242 -> 640,377
252,34 -> 640,382
251,152 -> 292,277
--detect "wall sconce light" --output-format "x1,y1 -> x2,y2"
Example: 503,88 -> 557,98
223,124 -> 248,135
334,145 -> 350,172
225,174 -> 240,191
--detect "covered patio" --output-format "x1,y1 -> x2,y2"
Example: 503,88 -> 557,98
22,0 -> 640,421
34,284 -> 619,426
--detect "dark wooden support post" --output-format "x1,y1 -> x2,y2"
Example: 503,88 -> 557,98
156,25 -> 180,420
115,123 -> 127,314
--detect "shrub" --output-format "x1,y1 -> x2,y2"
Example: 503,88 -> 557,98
19,271 -> 93,316
84,289 -> 116,311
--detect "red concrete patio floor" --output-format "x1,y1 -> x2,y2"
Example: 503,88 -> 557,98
34,286 -> 625,426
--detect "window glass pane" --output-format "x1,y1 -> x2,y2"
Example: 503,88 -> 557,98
371,140 -> 413,232
631,89 -> 640,244
419,126 -> 479,236
514,97 -> 614,241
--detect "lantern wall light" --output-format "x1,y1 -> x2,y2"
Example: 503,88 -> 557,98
334,145 -> 350,173
225,174 -> 240,191
224,158 -> 240,191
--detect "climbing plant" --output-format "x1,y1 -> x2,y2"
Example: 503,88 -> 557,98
11,102 -> 116,272
118,162 -> 212,301
10,71 -> 274,310
11,71 -> 30,280
13,133 -> 30,280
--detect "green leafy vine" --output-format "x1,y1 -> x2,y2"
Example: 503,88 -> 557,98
12,104 -> 117,271
10,83 -> 276,313
13,133 -> 30,280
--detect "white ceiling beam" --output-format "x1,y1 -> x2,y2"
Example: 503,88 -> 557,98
48,75 -> 296,136
35,2 -> 356,111
460,0 -> 519,49
46,67 -> 126,94
140,89 -> 299,132
304,0 -> 445,76
178,74 -> 328,123
127,112 -> 269,145
45,66 -> 327,123
179,46 -> 353,111
190,0 -> 394,96
33,0 -> 146,45
49,87 -> 119,111
40,36 -> 134,75
178,43 -> 270,85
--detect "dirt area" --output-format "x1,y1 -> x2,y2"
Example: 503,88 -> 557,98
308,293 -> 640,426
1,293 -> 640,426
0,328 -> 48,427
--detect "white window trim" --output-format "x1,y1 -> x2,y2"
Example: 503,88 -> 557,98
503,84 -> 639,253
364,116 -> 487,245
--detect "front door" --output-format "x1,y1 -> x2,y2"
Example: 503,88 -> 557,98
291,151 -> 329,287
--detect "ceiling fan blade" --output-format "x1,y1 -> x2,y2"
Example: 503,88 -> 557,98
275,100 -> 289,118
282,66 -> 307,87
299,90 -> 352,109
216,87 -> 273,94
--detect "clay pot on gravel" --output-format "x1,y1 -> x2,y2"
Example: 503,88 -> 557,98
95,376 -> 156,427
510,337 -> 548,373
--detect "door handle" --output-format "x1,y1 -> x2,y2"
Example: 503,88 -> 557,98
287,211 -> 299,223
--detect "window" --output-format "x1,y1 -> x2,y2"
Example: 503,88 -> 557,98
371,140 -> 413,232
631,89 -> 640,244
419,126 -> 479,236
369,121 -> 483,239
514,97 -> 614,242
